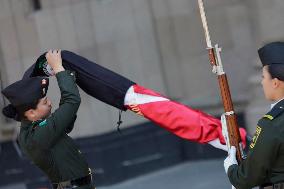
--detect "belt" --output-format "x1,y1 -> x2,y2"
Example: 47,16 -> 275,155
273,183 -> 284,189
260,183 -> 284,189
53,174 -> 92,189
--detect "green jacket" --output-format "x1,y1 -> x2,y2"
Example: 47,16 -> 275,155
228,99 -> 284,189
18,71 -> 91,185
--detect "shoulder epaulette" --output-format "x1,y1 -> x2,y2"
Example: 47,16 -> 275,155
263,105 -> 284,121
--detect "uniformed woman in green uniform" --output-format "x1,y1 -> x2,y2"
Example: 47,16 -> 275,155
224,42 -> 284,189
2,50 -> 95,189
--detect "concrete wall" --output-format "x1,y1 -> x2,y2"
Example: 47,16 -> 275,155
244,0 -> 284,134
0,0 -> 282,140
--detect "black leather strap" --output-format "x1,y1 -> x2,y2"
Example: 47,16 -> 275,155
71,174 -> 92,186
273,183 -> 284,189
260,183 -> 284,189
53,174 -> 92,189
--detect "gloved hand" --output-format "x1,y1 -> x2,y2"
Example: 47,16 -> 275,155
224,146 -> 238,174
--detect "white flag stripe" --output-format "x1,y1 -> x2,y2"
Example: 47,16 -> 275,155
124,86 -> 169,105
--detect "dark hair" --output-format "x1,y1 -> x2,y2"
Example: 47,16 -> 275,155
2,104 -> 20,121
2,100 -> 40,121
267,64 -> 284,81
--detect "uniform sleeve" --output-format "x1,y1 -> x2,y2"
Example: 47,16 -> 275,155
227,124 -> 280,189
32,70 -> 81,148
64,115 -> 77,134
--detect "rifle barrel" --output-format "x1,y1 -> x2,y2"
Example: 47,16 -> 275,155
198,0 -> 213,48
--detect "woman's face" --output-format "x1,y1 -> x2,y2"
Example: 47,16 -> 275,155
25,97 -> 52,121
36,97 -> 52,119
261,66 -> 275,101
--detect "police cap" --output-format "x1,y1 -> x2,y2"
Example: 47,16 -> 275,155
258,42 -> 284,81
2,77 -> 49,107
258,42 -> 284,66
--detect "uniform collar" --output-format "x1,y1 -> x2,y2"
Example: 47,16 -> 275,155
21,120 -> 32,130
264,98 -> 284,121
271,98 -> 284,109
21,119 -> 48,129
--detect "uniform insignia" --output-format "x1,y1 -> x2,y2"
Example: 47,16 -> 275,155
250,126 -> 262,149
263,114 -> 273,120
41,79 -> 48,96
42,79 -> 47,85
32,119 -> 48,129
38,119 -> 47,127
263,104 -> 284,121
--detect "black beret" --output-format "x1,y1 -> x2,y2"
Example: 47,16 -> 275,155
1,77 -> 49,107
258,42 -> 284,66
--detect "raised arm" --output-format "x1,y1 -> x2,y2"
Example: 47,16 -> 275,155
32,50 -> 81,147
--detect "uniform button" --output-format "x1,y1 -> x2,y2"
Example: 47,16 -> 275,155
70,73 -> 74,76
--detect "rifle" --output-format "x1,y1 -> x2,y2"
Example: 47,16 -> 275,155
197,0 -> 246,163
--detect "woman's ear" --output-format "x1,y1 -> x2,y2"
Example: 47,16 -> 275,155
272,78 -> 279,88
24,109 -> 36,121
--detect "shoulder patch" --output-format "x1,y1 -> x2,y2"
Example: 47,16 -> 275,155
263,106 -> 284,121
250,126 -> 262,149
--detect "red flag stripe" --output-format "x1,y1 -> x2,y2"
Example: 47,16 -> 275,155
125,84 -> 247,148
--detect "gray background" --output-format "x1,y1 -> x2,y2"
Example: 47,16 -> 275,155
0,0 -> 283,188
1,0 -> 282,139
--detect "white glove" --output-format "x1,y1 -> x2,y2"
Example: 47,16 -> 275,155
208,139 -> 228,151
224,146 -> 238,174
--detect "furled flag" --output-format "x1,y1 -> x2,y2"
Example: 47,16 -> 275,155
21,51 -> 247,150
